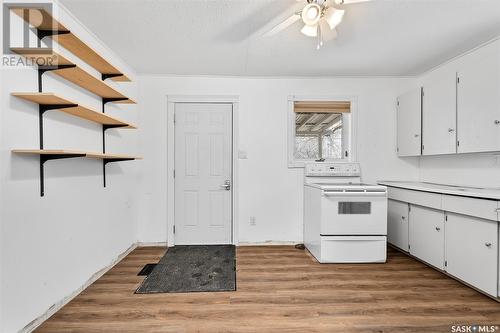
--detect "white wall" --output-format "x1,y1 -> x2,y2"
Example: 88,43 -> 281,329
1,2 -> 139,332
137,76 -> 420,245
419,154 -> 500,188
0,3 -> 4,331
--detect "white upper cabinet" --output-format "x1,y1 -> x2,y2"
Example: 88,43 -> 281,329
397,88 -> 422,156
422,70 -> 457,155
457,41 -> 500,153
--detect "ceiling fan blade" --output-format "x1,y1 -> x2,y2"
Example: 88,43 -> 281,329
334,0 -> 373,4
263,14 -> 301,37
319,21 -> 338,42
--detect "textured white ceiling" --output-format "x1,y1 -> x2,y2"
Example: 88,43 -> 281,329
59,0 -> 500,76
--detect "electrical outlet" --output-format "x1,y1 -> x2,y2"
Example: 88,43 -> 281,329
249,216 -> 256,226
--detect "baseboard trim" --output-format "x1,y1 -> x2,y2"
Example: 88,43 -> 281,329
21,243 -> 138,333
238,241 -> 300,246
136,241 -> 168,247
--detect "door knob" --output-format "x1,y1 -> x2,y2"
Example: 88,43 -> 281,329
435,227 -> 441,231
414,134 -> 420,138
448,128 -> 455,133
485,242 -> 492,247
220,180 -> 231,191
495,120 -> 500,125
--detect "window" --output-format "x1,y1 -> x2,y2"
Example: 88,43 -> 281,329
288,99 -> 354,167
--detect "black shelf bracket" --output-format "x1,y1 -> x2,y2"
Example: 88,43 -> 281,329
101,97 -> 130,187
39,104 -> 78,149
40,153 -> 85,197
104,158 -> 135,164
102,97 -> 129,107
36,29 -> 70,42
103,124 -> 129,131
38,104 -> 80,197
103,158 -> 135,188
37,64 -> 76,92
101,124 -> 129,187
101,73 -> 124,81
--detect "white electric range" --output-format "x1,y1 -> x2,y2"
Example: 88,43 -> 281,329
303,162 -> 388,263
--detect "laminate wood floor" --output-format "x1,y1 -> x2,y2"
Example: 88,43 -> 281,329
35,246 -> 500,333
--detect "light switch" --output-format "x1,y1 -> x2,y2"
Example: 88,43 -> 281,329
238,150 -> 248,159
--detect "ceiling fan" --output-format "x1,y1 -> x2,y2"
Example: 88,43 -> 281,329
264,0 -> 373,49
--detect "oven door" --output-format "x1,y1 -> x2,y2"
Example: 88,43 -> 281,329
320,190 -> 387,235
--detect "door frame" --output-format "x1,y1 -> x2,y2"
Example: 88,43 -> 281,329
166,95 -> 239,247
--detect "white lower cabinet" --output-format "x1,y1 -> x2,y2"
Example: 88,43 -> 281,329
388,199 -> 409,251
445,213 -> 499,296
384,184 -> 500,299
409,205 -> 445,270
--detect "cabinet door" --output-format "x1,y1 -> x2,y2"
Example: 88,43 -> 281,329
457,41 -> 500,153
445,213 -> 498,296
397,88 -> 422,156
409,205 -> 445,269
422,71 -> 457,155
388,200 -> 409,251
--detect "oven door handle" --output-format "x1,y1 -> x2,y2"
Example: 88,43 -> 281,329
322,191 -> 387,197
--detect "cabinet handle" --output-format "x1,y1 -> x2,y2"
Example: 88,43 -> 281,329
495,120 -> 500,125
435,227 -> 441,231
485,242 -> 492,248
448,128 -> 455,133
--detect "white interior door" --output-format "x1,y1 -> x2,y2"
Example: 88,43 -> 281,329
174,103 -> 232,245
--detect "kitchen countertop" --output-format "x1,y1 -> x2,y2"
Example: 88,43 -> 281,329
378,181 -> 500,201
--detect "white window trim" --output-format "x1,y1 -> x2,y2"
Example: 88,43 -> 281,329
287,94 -> 358,168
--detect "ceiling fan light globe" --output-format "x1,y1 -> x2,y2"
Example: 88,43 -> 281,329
324,7 -> 345,30
301,24 -> 318,37
301,3 -> 321,25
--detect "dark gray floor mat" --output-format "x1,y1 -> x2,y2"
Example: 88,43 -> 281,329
135,245 -> 236,293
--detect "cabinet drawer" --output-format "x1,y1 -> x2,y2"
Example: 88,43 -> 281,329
388,187 -> 442,210
442,195 -> 498,221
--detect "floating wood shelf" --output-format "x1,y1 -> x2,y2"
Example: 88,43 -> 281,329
11,48 -> 135,103
11,7 -> 130,81
12,149 -> 140,160
12,149 -> 88,156
86,153 -> 142,160
12,93 -> 137,128
10,7 -> 138,196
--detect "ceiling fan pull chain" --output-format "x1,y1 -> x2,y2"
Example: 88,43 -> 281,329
317,25 -> 323,50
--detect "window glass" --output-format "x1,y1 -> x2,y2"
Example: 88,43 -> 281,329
294,112 -> 343,161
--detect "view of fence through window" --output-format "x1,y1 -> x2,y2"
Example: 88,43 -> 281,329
294,112 -> 343,160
